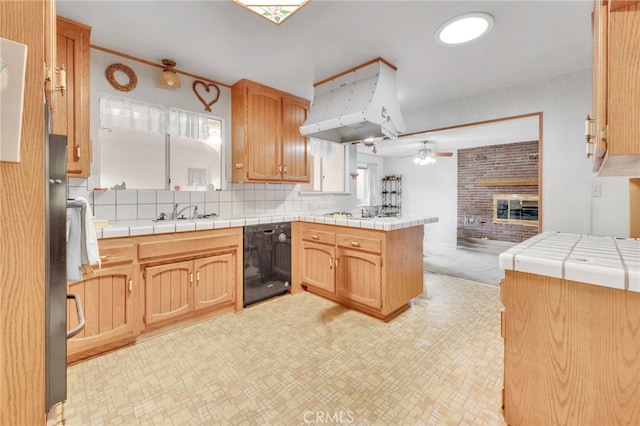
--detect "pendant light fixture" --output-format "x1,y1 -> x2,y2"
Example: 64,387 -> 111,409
158,59 -> 181,89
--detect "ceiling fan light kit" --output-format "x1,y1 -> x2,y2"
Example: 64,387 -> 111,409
403,141 -> 453,165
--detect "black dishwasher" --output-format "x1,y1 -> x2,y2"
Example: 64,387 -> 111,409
243,222 -> 291,307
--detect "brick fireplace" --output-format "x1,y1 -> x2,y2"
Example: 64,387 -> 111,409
457,141 -> 539,244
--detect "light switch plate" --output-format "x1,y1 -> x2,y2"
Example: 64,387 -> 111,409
592,182 -> 601,198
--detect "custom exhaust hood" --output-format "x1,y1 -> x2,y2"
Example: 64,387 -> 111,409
299,58 -> 405,143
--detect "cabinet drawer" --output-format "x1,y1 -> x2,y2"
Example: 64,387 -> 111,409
97,242 -> 135,266
336,234 -> 381,253
301,228 -> 336,245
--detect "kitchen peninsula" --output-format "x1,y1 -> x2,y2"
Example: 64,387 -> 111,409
68,214 -> 437,361
499,232 -> 640,425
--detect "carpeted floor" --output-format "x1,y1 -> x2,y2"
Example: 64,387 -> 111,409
423,244 -> 507,286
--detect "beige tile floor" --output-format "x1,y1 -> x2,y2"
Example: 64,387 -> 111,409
64,273 -> 506,425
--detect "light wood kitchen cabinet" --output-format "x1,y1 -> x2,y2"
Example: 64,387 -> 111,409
501,270 -> 640,425
66,240 -> 139,362
292,222 -> 423,320
144,260 -> 193,325
301,240 -> 336,294
54,16 -> 92,177
591,1 -> 640,175
193,254 -> 235,310
67,265 -> 137,360
139,228 -> 243,327
231,79 -> 310,183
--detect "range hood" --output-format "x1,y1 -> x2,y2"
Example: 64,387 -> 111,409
299,58 -> 405,143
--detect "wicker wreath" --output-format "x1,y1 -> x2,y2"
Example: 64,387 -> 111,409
105,63 -> 137,92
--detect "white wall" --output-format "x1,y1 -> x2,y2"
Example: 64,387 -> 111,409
388,68 -> 629,247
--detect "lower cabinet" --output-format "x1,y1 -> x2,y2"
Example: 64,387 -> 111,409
301,240 -> 336,293
293,222 -> 423,320
67,265 -> 137,360
335,247 -> 382,309
193,253 -> 235,310
145,253 -> 237,325
144,260 -> 194,325
67,228 -> 242,362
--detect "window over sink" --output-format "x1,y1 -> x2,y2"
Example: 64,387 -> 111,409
98,95 -> 224,191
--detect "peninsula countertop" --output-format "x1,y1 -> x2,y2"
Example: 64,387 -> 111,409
96,214 -> 439,239
499,232 -> 640,293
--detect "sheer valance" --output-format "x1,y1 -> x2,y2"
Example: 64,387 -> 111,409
309,138 -> 337,158
99,96 -> 166,134
169,108 -> 210,141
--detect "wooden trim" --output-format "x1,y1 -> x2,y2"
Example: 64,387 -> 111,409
90,44 -> 231,88
313,57 -> 397,87
631,178 -> 640,237
479,178 -> 538,187
399,112 -> 543,139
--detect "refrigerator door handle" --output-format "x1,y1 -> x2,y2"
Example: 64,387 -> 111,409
66,294 -> 85,339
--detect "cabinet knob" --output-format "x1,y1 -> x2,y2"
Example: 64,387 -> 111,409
235,163 -> 245,169
312,234 -> 319,240
350,241 -> 361,247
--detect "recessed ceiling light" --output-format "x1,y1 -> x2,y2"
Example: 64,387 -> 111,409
233,0 -> 310,25
436,12 -> 494,45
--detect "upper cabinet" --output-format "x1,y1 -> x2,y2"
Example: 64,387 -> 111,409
231,79 -> 310,183
591,1 -> 640,176
53,17 -> 91,177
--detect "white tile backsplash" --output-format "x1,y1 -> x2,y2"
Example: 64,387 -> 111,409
68,178 -> 356,226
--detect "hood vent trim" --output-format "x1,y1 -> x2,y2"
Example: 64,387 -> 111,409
300,58 -> 405,143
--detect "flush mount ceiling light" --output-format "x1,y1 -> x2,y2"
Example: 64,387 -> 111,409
233,0 -> 310,25
436,12 -> 494,45
158,59 -> 181,89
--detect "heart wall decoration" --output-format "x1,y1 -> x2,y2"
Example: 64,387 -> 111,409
192,80 -> 220,112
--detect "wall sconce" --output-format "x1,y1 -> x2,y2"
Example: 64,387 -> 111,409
350,172 -> 359,180
158,59 -> 181,89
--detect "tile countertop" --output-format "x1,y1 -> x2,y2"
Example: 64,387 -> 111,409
499,232 -> 640,293
96,214 -> 439,239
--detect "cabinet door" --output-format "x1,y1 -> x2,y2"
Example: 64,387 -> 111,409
607,3 -> 640,157
301,241 -> 336,293
67,265 -> 136,356
282,96 -> 310,182
246,86 -> 282,181
54,17 -> 91,177
145,260 -> 193,325
194,253 -> 235,310
336,247 -> 382,309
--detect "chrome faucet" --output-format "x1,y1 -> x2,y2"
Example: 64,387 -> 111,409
171,204 -> 198,219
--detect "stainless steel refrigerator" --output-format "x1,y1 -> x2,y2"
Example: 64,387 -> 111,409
45,106 -> 84,411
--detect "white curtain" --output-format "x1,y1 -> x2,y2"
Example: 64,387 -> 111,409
309,137 -> 336,158
169,108 -> 210,141
99,95 -> 166,134
365,163 -> 381,206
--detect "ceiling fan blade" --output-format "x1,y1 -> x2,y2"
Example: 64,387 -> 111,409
433,152 -> 454,157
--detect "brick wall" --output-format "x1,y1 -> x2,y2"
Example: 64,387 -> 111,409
457,141 -> 539,243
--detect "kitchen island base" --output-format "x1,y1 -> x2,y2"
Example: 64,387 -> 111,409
501,270 -> 640,426
292,222 -> 425,321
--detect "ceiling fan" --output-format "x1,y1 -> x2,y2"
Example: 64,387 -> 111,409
399,141 -> 453,165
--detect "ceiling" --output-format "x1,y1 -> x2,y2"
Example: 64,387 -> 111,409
56,0 -> 592,156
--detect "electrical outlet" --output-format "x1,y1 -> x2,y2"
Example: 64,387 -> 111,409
592,182 -> 601,198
